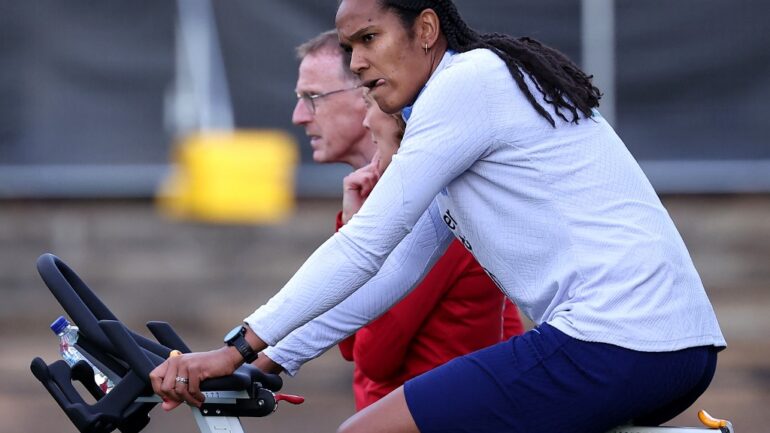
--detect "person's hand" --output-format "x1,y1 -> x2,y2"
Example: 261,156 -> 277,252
342,153 -> 381,224
150,346 -> 242,410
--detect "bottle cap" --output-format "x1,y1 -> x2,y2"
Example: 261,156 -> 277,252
50,316 -> 70,335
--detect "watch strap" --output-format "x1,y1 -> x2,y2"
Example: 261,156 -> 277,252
226,326 -> 258,364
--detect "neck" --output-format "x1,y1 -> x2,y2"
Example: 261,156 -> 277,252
345,137 -> 377,170
427,38 -> 449,78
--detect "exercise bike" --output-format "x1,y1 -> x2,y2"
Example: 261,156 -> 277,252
30,253 -> 302,433
29,253 -> 733,433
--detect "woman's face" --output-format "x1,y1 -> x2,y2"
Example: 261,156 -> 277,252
336,0 -> 427,115
362,95 -> 402,175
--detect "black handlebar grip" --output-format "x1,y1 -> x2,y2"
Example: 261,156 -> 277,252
37,254 -> 118,351
70,360 -> 106,400
240,364 -> 283,392
99,320 -> 158,383
146,321 -> 192,354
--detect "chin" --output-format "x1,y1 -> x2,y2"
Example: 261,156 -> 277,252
312,152 -> 328,163
376,100 -> 402,115
371,93 -> 399,115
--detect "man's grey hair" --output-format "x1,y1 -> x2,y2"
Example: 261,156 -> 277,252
295,29 -> 356,81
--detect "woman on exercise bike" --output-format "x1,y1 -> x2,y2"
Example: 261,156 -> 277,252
151,1 -> 726,432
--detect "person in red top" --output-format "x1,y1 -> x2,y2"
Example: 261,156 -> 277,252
338,242 -> 523,409
337,89 -> 524,410
284,29 -> 523,411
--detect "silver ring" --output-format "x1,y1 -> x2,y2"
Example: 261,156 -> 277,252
175,376 -> 189,384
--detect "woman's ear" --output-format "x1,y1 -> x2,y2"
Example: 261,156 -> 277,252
416,8 -> 441,49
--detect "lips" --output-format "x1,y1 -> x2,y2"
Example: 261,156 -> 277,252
363,78 -> 385,90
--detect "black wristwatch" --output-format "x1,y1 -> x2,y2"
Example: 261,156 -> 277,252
224,325 -> 259,364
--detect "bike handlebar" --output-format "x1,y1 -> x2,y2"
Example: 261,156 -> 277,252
30,253 -> 285,433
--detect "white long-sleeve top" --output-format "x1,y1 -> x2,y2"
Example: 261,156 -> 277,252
262,201 -> 454,375
249,49 -> 725,374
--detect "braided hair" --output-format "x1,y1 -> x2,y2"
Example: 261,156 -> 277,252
381,0 -> 601,126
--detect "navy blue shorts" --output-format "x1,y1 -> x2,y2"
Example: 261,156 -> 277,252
404,323 -> 718,433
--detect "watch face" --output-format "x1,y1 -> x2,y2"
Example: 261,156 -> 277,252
224,325 -> 244,344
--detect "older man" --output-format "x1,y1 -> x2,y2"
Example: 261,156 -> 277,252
291,30 -> 375,169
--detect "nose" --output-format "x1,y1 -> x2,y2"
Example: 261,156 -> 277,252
363,110 -> 372,130
349,48 -> 368,76
292,98 -> 313,125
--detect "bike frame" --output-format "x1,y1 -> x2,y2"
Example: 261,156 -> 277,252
134,392 -> 253,433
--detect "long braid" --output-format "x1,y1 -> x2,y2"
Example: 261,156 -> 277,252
382,0 -> 601,126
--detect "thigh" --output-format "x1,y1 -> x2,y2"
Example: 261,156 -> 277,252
337,386 -> 420,433
403,324 -> 716,433
633,346 -> 718,426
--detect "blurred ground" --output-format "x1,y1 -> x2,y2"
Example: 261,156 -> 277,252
0,195 -> 768,432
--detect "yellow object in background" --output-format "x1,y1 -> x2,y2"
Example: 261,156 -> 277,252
158,130 -> 298,224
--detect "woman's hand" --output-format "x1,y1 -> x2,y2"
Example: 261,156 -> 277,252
150,346 -> 242,410
342,153 -> 381,224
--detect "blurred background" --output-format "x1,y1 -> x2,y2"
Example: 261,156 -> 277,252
1,0 -> 768,432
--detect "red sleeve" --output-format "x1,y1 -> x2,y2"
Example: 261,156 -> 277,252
502,298 -> 525,338
353,241 -> 473,381
335,210 -> 344,231
338,334 -> 355,362
336,209 -> 353,361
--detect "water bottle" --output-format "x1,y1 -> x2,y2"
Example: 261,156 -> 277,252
50,316 -> 115,394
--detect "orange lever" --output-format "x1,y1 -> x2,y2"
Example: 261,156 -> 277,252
698,410 -> 731,430
275,393 -> 305,405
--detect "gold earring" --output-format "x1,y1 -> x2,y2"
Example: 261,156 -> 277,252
424,43 -> 429,54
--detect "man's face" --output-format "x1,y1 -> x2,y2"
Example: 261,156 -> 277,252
292,51 -> 368,165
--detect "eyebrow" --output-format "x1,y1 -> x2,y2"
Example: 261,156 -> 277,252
294,85 -> 317,95
341,25 -> 376,44
295,88 -> 321,96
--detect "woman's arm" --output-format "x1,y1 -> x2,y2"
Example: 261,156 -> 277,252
353,241 -> 473,381
262,202 -> 454,375
246,57 -> 494,346
151,55 -> 495,407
